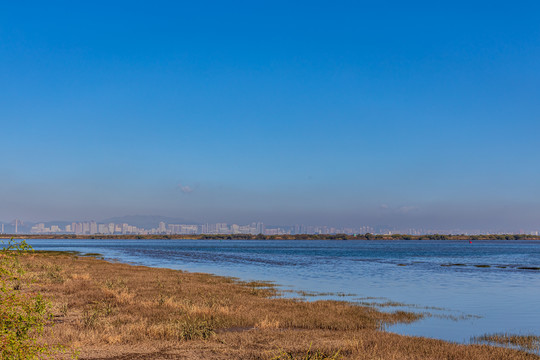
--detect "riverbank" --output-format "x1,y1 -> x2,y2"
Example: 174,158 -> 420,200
16,251 -> 538,359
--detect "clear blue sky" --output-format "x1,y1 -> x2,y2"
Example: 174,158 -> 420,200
1,1 -> 539,231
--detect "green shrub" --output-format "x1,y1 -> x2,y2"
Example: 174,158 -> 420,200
175,318 -> 215,340
0,239 -> 62,359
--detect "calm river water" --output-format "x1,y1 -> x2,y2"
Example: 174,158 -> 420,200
26,239 -> 540,344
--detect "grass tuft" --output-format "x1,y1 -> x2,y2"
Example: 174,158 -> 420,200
174,318 -> 215,340
472,333 -> 540,352
272,344 -> 342,360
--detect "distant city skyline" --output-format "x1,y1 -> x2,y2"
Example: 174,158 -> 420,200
1,215 -> 539,236
1,2 -> 539,230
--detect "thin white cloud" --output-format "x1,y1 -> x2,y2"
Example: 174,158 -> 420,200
379,204 -> 418,213
398,206 -> 418,213
177,183 -> 194,194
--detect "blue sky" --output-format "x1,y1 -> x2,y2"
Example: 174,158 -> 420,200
1,1 -> 539,230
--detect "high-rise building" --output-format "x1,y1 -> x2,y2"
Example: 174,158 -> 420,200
216,223 -> 229,234
182,225 -> 198,234
31,223 -> 45,233
200,224 -> 208,234
90,221 -> 97,235
158,222 -> 166,233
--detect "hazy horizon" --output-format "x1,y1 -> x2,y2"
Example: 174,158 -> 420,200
2,205 -> 540,233
2,1 -> 539,232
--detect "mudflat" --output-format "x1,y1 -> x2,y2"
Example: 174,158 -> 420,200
20,252 -> 539,359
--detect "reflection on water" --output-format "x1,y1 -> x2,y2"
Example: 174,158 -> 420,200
27,239 -> 540,344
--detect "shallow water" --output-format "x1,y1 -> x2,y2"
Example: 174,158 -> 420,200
26,239 -> 540,344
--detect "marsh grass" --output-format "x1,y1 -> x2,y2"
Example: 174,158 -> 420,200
440,263 -> 467,267
472,333 -> 540,352
83,253 -> 104,257
292,290 -> 356,299
272,345 -> 342,360
439,263 -> 540,271
19,252 -> 540,359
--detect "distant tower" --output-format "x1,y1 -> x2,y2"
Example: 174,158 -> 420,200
90,221 -> 98,235
158,222 -> 166,233
15,219 -> 18,234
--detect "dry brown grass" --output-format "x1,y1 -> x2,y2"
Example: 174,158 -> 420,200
472,333 -> 540,352
19,252 -> 539,360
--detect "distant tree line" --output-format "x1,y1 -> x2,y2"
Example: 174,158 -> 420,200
2,233 -> 540,241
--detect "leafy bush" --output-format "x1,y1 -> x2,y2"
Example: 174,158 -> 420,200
0,239 -> 60,359
175,318 -> 215,340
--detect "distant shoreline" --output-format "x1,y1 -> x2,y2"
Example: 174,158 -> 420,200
2,233 -> 540,240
